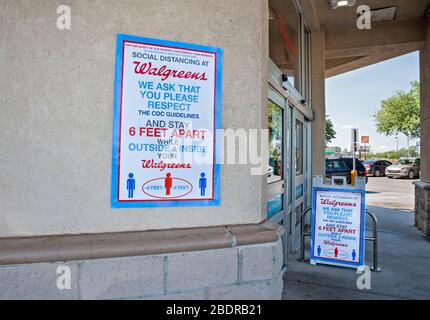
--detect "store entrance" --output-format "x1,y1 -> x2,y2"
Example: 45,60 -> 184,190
267,85 -> 311,266
267,87 -> 289,264
291,110 -> 310,253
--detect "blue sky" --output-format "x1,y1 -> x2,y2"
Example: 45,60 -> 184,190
326,51 -> 420,152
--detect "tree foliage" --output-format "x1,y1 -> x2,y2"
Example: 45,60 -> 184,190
374,81 -> 420,139
325,116 -> 336,146
366,147 -> 419,160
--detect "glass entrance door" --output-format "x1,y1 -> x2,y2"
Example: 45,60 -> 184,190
290,110 -> 309,252
267,86 -> 311,260
267,87 -> 290,265
267,99 -> 284,218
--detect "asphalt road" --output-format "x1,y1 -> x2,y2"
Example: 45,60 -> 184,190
366,175 -> 418,211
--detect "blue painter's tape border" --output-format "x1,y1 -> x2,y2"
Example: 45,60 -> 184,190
110,34 -> 222,208
310,187 -> 366,268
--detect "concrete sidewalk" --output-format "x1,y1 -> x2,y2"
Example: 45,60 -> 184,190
282,205 -> 430,300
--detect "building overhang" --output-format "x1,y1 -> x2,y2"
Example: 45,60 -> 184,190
270,0 -> 430,78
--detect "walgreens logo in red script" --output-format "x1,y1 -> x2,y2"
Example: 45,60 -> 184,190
320,198 -> 357,208
133,61 -> 208,82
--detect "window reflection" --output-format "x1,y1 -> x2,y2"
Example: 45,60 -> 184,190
295,119 -> 303,175
267,99 -> 284,218
267,194 -> 283,218
295,203 -> 303,227
303,29 -> 311,103
269,0 -> 301,92
268,100 -> 283,183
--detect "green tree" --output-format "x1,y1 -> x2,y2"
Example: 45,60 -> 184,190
367,147 -> 419,161
325,116 -> 336,146
374,81 -> 420,140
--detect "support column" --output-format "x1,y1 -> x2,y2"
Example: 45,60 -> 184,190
415,18 -> 430,237
420,19 -> 430,183
311,30 -> 326,177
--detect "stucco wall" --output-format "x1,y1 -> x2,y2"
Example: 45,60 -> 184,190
311,30 -> 326,177
420,19 -> 430,183
0,239 -> 284,300
0,0 -> 269,237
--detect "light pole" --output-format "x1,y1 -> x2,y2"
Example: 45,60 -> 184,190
351,128 -> 359,185
407,137 -> 410,158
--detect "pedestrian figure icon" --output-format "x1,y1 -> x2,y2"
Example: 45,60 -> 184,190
352,249 -> 357,261
199,173 -> 207,196
317,245 -> 322,256
127,173 -> 135,199
334,247 -> 339,258
165,173 -> 172,196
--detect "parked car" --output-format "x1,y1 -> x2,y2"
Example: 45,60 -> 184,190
267,165 -> 274,177
325,157 -> 368,184
386,158 -> 420,179
363,159 -> 392,177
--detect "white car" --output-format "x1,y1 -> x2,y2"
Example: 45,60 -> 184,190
386,158 -> 420,179
267,165 -> 274,177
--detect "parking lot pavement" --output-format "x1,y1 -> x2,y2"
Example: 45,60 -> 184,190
365,176 -> 418,211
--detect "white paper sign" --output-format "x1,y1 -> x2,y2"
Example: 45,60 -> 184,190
111,34 -> 222,208
311,187 -> 366,268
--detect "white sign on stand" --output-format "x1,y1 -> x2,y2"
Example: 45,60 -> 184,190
310,176 -> 366,269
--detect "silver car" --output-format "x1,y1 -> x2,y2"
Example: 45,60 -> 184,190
386,158 -> 420,179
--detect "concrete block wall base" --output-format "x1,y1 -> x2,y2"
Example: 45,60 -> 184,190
0,239 -> 283,300
414,181 -> 430,237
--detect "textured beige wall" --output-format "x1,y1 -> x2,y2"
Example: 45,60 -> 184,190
311,30 -> 326,177
420,19 -> 430,183
0,0 -> 269,237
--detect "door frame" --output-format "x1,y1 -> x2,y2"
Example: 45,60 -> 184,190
268,86 -> 291,263
267,60 -> 312,257
290,110 -> 310,253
